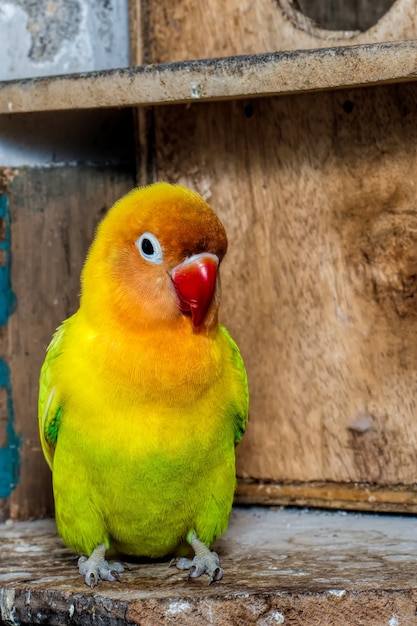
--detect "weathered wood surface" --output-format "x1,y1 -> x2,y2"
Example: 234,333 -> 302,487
297,0 -> 397,32
236,481 -> 417,513
1,41 -> 417,114
140,0 -> 417,64
2,0 -> 417,520
150,82 -> 417,487
124,0 -> 417,507
2,507 -> 417,625
0,165 -> 136,521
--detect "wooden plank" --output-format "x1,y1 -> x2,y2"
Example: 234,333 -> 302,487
141,0 -> 417,64
124,0 -> 417,510
1,165 -> 136,520
236,480 -> 417,513
151,82 -> 417,488
2,41 -> 417,114
0,170 -> 19,522
2,508 -> 417,624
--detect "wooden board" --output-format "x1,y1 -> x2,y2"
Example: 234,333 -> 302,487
0,165 -> 136,521
137,0 -> 417,64
123,0 -> 417,509
236,480 -> 417,513
3,508 -> 417,625
149,82 -> 417,490
2,42 -> 417,114
2,0 -> 417,518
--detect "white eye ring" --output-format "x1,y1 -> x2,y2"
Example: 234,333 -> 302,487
135,232 -> 163,264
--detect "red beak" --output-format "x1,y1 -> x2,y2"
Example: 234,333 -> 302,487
171,253 -> 219,327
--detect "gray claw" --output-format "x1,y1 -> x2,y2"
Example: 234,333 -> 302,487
109,569 -> 122,582
188,562 -> 206,578
85,571 -> 98,588
176,557 -> 194,570
209,566 -> 223,584
176,550 -> 223,584
78,547 -> 124,587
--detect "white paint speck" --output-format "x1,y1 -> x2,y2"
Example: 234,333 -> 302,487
7,102 -> 13,111
166,601 -> 191,616
389,616 -> 399,626
69,604 -> 75,618
13,543 -> 44,553
0,572 -> 32,582
327,589 -> 346,598
190,83 -> 202,98
0,588 -> 18,625
274,569 -> 309,576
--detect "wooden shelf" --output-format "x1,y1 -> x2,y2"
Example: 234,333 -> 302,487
1,40 -> 417,114
2,507 -> 417,625
236,480 -> 417,513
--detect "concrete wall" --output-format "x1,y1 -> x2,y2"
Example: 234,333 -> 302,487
0,0 -> 130,81
0,0 -> 132,166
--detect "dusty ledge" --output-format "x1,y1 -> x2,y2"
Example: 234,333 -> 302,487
1,507 -> 417,624
1,41 -> 417,114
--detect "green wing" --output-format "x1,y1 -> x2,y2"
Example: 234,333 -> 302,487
38,323 -> 66,470
219,325 -> 249,444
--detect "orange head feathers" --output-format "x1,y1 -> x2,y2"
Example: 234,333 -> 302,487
81,183 -> 228,333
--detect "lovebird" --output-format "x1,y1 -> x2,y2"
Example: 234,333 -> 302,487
38,182 -> 248,587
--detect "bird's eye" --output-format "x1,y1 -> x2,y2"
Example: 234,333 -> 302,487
135,232 -> 163,264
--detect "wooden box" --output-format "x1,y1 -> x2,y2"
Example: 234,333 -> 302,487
2,0 -> 417,518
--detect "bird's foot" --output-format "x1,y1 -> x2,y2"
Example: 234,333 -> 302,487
78,543 -> 124,588
175,532 -> 223,584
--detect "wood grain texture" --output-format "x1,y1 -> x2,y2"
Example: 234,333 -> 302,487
3,508 -> 417,625
151,82 -> 417,485
129,0 -> 417,496
137,0 -> 417,65
4,165 -> 136,520
236,480 -> 417,513
297,0 -> 397,32
3,42 -> 417,114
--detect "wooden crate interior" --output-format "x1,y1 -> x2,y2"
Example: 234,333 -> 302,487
0,0 -> 417,520
2,1 -> 417,623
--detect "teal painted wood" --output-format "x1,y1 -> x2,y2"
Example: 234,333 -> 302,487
0,195 -> 20,498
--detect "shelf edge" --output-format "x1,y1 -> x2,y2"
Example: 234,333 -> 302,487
1,41 -> 417,113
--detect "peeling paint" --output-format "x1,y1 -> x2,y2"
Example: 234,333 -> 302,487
0,196 -> 16,325
0,0 -> 129,81
0,195 -> 20,499
166,600 -> 191,615
15,0 -> 82,62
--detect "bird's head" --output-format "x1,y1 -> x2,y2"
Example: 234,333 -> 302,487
81,183 -> 228,334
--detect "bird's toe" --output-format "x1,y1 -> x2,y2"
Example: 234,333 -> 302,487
78,549 -> 124,587
176,550 -> 223,584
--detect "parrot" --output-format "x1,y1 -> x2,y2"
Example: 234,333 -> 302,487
38,182 -> 248,587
